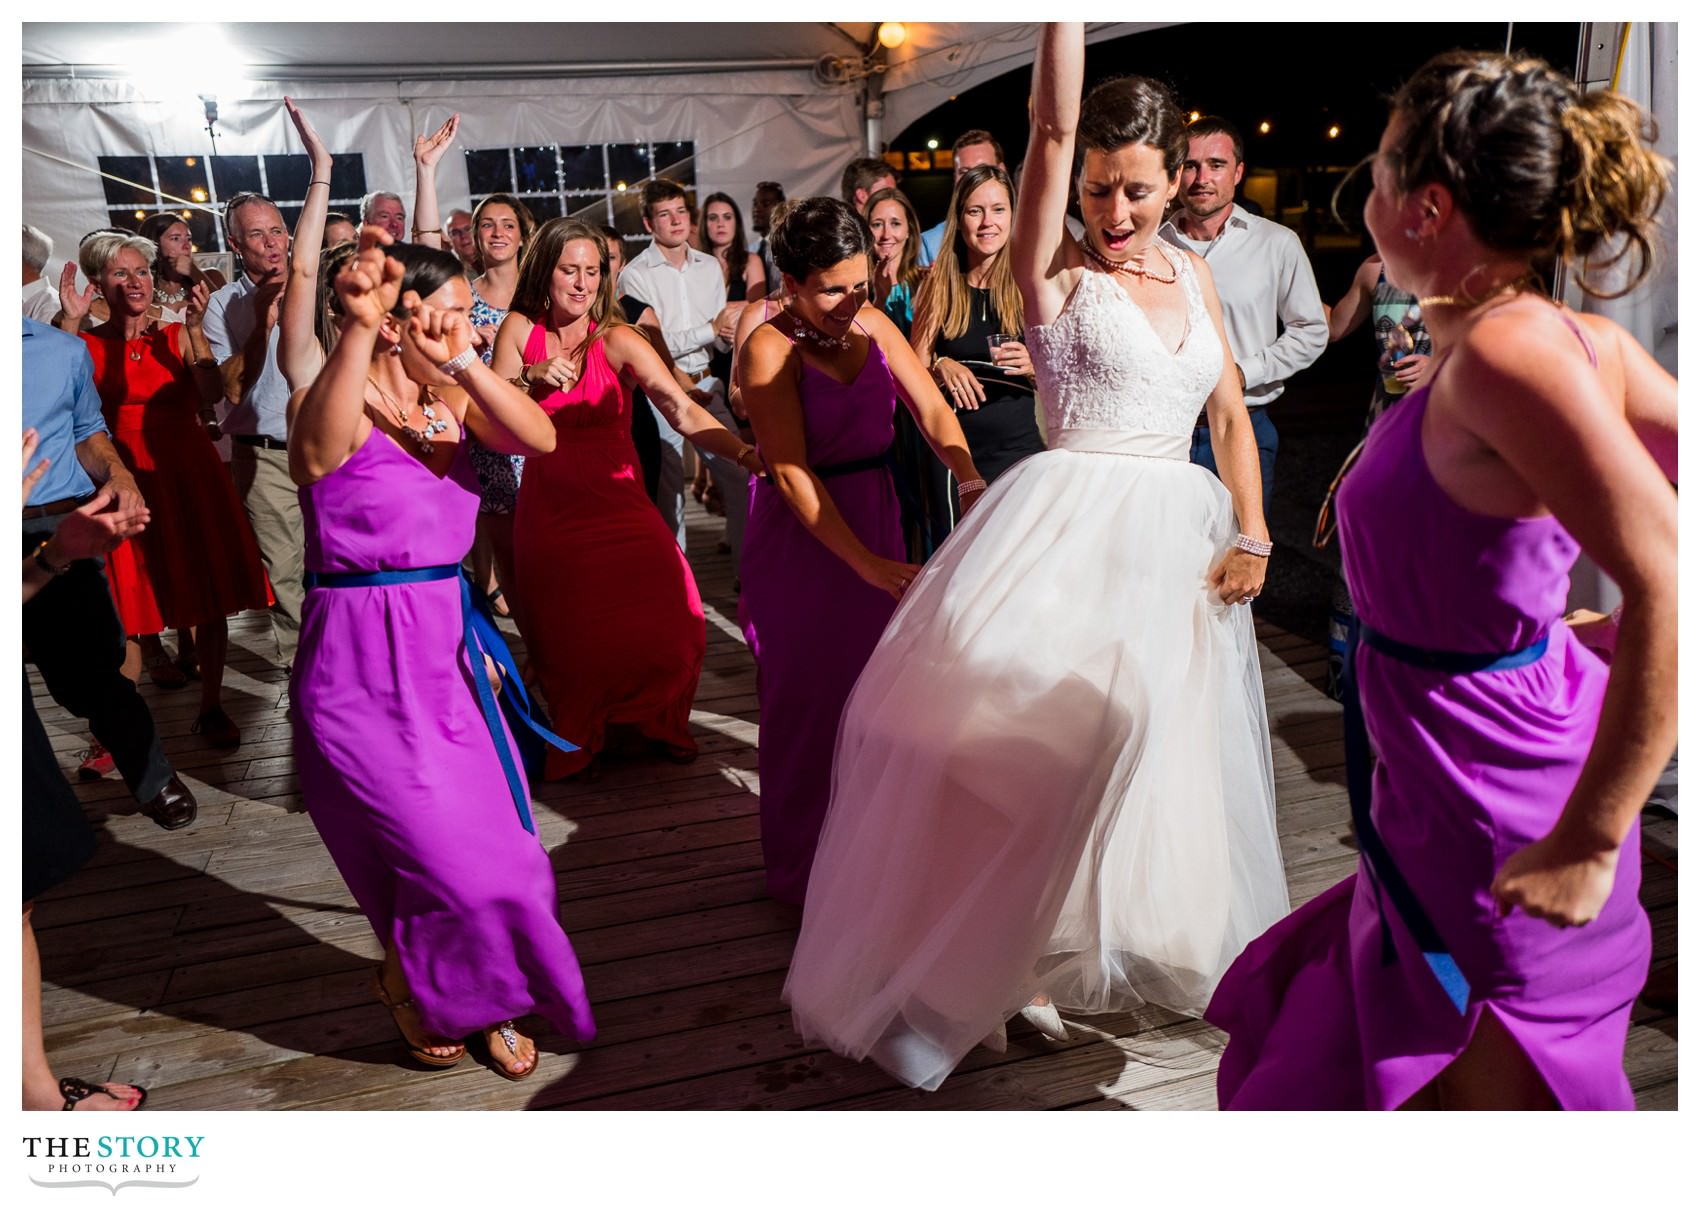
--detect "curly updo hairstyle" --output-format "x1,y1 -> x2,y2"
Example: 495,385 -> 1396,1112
769,196 -> 872,282
1077,74 -> 1189,178
1386,50 -> 1670,297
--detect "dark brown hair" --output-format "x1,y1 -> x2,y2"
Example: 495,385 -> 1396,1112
470,193 -> 536,259
953,129 -> 1004,163
840,157 -> 895,205
700,192 -> 750,289
1185,115 -> 1244,164
1387,50 -> 1670,297
641,178 -> 690,220
1077,75 -> 1189,178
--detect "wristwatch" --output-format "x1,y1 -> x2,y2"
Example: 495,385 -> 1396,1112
33,538 -> 72,577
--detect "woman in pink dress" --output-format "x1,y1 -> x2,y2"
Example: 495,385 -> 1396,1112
1209,50 -> 1676,1110
492,218 -> 759,779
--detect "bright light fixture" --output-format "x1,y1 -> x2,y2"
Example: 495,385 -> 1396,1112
119,25 -> 247,103
877,22 -> 907,50
1259,121 -> 1271,135
1189,111 -> 1201,123
926,138 -> 939,150
1327,125 -> 1341,139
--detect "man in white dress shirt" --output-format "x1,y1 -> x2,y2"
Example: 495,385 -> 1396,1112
22,224 -> 61,323
1159,117 -> 1325,517
201,192 -> 304,669
916,132 -> 1006,267
617,178 -> 748,562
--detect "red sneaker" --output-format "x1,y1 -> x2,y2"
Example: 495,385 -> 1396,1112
77,740 -> 115,781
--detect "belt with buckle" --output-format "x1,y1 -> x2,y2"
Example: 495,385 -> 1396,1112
22,492 -> 96,521
232,434 -> 288,451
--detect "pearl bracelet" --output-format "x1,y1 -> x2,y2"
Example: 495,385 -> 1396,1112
1234,533 -> 1273,557
956,478 -> 987,496
437,348 -> 477,376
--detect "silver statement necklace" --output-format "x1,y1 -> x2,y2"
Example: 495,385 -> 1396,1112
369,378 -> 449,456
787,305 -> 851,350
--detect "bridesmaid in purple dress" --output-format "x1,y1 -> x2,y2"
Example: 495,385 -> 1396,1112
738,197 -> 982,904
289,229 -> 595,1080
1208,51 -> 1675,1110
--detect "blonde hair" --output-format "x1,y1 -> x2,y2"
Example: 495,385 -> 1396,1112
79,232 -> 157,283
912,165 -> 1023,347
862,187 -> 924,303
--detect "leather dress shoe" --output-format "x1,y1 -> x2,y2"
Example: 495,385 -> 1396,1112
140,776 -> 198,831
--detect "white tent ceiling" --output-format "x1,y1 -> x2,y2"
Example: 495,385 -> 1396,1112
21,22 -> 1163,273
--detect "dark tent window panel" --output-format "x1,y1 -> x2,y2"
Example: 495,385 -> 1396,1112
468,140 -> 696,232
210,155 -> 263,199
97,156 -> 157,207
264,154 -> 313,200
96,152 -> 368,252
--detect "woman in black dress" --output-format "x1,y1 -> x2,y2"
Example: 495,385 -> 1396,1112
910,165 -> 1044,538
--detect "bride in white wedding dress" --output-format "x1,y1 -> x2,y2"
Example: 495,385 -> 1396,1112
783,22 -> 1290,1092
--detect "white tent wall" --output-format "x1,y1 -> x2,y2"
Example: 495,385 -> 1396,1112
1565,20 -> 1678,616
20,21 -> 1159,282
21,70 -> 858,279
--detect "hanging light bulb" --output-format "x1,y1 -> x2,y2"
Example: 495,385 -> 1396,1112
1327,125 -> 1341,139
1259,121 -> 1271,135
877,22 -> 907,50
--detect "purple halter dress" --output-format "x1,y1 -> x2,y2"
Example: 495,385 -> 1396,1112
292,429 -> 596,1043
1208,347 -> 1649,1109
739,323 -> 905,904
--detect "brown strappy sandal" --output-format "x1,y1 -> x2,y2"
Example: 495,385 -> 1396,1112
372,971 -> 465,1068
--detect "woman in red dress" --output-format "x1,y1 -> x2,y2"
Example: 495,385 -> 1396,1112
492,219 -> 760,778
77,232 -> 270,749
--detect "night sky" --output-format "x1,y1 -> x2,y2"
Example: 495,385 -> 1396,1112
892,21 -> 1582,297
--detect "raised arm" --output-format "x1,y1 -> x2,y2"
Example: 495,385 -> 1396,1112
404,288 -> 554,457
1457,311 -> 1677,925
279,96 -> 333,392
738,324 -> 919,599
410,113 -> 459,250
1328,254 -> 1381,343
177,282 -> 224,415
1193,254 -> 1269,604
604,325 -> 753,468
288,228 -> 399,484
1011,22 -> 1085,325
863,306 -> 983,511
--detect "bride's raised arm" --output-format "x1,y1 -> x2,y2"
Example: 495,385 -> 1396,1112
1011,22 -> 1084,327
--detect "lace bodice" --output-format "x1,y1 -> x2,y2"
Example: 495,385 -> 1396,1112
1026,244 -> 1222,438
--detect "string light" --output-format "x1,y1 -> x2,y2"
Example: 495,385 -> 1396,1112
877,22 -> 907,50
926,138 -> 939,150
1259,121 -> 1271,135
1327,125 -> 1341,139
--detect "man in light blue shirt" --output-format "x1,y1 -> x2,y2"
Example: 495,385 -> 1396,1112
917,131 -> 1006,267
21,317 -> 197,829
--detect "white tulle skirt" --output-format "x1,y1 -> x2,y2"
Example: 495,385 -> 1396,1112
783,432 -> 1290,1091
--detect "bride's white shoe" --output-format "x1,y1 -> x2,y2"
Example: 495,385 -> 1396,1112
1019,996 -> 1069,1042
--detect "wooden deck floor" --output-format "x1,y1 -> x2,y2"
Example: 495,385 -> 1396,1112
32,502 -> 1677,1110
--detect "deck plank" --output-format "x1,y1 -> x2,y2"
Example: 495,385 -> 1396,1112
30,499 -> 1676,1110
